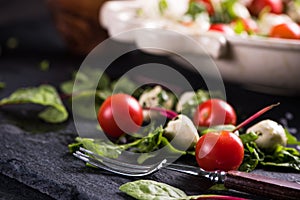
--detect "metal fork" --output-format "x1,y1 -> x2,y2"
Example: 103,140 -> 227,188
73,147 -> 225,183
73,147 -> 300,200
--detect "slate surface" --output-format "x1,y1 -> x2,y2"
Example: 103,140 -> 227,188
0,0 -> 300,199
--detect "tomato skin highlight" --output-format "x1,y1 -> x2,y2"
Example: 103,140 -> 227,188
269,22 -> 300,40
97,94 -> 143,138
193,99 -> 237,127
195,0 -> 214,16
209,24 -> 235,35
195,131 -> 244,171
248,0 -> 283,17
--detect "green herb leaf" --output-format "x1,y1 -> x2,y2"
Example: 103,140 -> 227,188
186,1 -> 206,20
200,124 -> 236,135
261,145 -> 300,171
239,131 -> 259,144
285,129 -> 300,145
0,82 -> 5,90
0,85 -> 68,123
159,0 -> 168,15
180,89 -> 211,118
239,141 -> 263,172
39,60 -> 50,71
119,180 -> 188,200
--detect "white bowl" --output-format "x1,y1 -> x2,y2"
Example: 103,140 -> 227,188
100,0 -> 300,95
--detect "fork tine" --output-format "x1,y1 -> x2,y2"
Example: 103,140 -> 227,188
75,150 -> 151,173
79,147 -> 158,170
73,151 -> 166,177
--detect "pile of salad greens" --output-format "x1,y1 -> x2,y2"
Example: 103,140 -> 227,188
0,68 -> 299,173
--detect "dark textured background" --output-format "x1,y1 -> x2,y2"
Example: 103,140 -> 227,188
0,0 -> 299,199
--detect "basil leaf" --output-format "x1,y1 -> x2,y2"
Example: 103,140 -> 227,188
0,85 -> 68,123
119,180 -> 188,200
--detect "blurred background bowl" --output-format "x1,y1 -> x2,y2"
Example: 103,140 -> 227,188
47,0 -> 109,55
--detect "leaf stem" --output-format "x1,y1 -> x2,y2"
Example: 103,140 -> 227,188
144,107 -> 178,119
233,103 -> 280,132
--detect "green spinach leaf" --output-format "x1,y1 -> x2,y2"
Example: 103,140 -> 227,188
119,180 -> 188,200
0,85 -> 68,123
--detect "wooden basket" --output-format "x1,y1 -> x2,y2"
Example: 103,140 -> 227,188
47,0 -> 109,55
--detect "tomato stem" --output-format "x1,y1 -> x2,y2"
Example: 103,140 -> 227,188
232,102 -> 280,132
144,107 -> 178,119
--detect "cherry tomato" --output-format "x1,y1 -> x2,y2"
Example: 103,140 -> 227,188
269,22 -> 300,40
98,93 -> 143,138
193,99 -> 237,127
195,131 -> 244,171
209,24 -> 235,35
195,0 -> 214,16
248,0 -> 283,17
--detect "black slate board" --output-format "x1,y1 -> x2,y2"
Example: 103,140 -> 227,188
1,0 -> 300,199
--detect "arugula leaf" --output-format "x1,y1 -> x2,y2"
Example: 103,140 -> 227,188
119,180 -> 188,200
238,131 -> 259,144
186,1 -> 206,20
238,131 -> 300,172
0,85 -> 68,123
261,145 -> 300,171
239,141 -> 263,172
285,129 -> 300,145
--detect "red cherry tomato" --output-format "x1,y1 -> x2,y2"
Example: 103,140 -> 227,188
195,0 -> 214,16
195,131 -> 244,171
248,0 -> 283,17
269,22 -> 300,40
193,99 -> 237,127
209,24 -> 235,35
98,93 -> 143,138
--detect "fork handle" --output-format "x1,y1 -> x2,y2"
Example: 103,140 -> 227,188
224,171 -> 300,200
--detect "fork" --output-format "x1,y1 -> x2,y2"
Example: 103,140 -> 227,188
73,147 -> 300,200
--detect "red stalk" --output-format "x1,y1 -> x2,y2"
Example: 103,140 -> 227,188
144,107 -> 178,119
232,102 -> 280,132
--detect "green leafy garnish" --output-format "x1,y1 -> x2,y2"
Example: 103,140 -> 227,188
120,180 -> 247,200
238,131 -> 300,172
159,0 -> 168,15
285,129 -> 300,145
0,82 -> 5,90
39,60 -> 50,71
180,89 -> 211,118
0,85 -> 68,123
69,126 -> 186,164
186,1 -> 206,20
119,180 -> 188,200
261,145 -> 300,171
